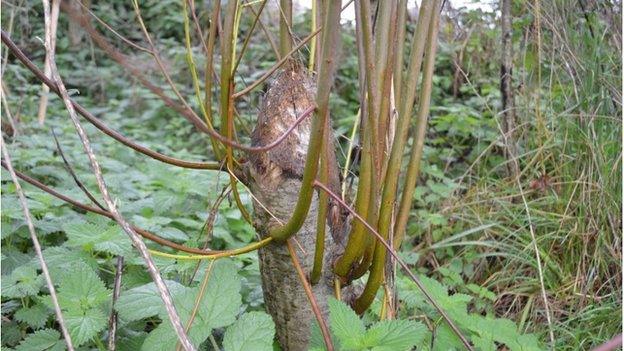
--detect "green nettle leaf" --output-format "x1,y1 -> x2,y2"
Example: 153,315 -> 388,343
57,263 -> 111,309
432,324 -> 463,351
465,283 -> 497,302
139,260 -> 242,350
14,328 -> 65,351
36,247 -> 100,278
64,307 -> 108,346
116,280 -> 187,322
158,227 -> 189,242
36,263 -> 111,346
471,334 -> 496,351
63,221 -> 109,247
63,220 -> 133,256
313,299 -> 429,351
1,266 -> 45,298
222,311 -> 275,351
403,275 -> 472,320
467,316 -> 543,351
362,320 -> 428,351
2,321 -> 24,347
14,303 -> 52,329
328,297 -> 365,349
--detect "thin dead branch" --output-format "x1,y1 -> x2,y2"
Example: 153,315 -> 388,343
51,128 -> 105,210
0,134 -> 75,351
36,0 -> 59,125
40,0 -> 194,347
107,256 -> 124,351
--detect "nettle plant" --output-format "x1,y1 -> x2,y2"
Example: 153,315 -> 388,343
1,1 -> 543,350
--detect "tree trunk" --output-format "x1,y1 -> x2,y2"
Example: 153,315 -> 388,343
246,63 -> 348,351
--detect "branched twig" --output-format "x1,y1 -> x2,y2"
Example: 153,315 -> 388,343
0,134 -> 75,351
40,0 -> 195,347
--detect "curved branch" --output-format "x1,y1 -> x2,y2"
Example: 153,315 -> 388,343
1,31 -> 221,171
0,136 -> 75,351
314,181 -> 474,351
0,161 -> 220,255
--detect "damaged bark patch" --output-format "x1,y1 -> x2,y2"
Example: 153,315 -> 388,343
246,62 -> 345,351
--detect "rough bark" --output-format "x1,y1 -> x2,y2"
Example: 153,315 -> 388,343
247,63 -> 348,351
500,0 -> 520,179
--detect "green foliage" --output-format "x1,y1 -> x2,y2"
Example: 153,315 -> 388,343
14,303 -> 52,330
1,1 -> 619,350
39,262 -> 111,346
2,266 -> 45,298
399,275 -> 543,351
14,329 -> 65,351
222,311 -> 275,351
310,298 -> 427,351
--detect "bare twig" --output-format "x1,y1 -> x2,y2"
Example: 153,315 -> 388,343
0,134 -> 75,351
107,256 -> 124,351
40,0 -> 194,348
36,0 -> 59,125
51,129 -> 105,210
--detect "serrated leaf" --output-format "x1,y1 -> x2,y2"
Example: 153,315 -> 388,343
64,307 -> 108,346
116,280 -> 187,322
158,227 -> 189,241
363,320 -> 428,351
472,334 -> 496,351
1,249 -> 33,275
403,275 -> 471,321
1,266 -> 44,298
36,246 -> 100,279
432,324 -> 462,351
63,220 -> 132,256
14,329 -> 65,351
63,221 -> 109,247
465,284 -> 496,302
14,303 -> 52,329
140,260 -> 242,350
57,263 -> 110,309
328,297 -> 365,349
223,311 -> 275,351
